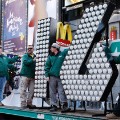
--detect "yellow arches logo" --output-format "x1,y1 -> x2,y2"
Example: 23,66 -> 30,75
56,22 -> 72,47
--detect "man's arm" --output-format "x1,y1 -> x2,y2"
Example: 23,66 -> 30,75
22,54 -> 35,66
7,56 -> 20,64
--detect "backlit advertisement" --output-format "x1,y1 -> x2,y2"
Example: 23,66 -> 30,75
2,0 -> 27,53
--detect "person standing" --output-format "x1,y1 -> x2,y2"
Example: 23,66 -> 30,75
20,45 -> 36,109
0,45 -> 19,106
44,43 -> 70,112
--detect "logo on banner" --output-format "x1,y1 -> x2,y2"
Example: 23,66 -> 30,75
56,22 -> 72,47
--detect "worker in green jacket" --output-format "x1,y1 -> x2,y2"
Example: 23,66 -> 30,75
20,45 -> 36,109
44,43 -> 70,113
0,45 -> 19,106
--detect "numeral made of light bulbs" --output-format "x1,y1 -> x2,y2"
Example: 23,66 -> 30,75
61,2 -> 118,102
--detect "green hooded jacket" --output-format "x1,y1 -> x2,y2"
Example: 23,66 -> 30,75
0,54 -> 19,80
45,49 -> 68,77
20,53 -> 36,78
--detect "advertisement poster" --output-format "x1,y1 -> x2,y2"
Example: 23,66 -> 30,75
2,0 -> 27,53
28,0 -> 56,45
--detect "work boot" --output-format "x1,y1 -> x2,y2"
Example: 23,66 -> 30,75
50,105 -> 57,112
61,102 -> 71,113
106,113 -> 120,119
27,104 -> 37,109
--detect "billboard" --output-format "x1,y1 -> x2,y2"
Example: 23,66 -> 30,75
28,0 -> 57,45
2,0 -> 27,53
65,0 -> 85,6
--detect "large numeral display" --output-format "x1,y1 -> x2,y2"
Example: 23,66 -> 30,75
61,2 -> 118,102
34,2 -> 118,102
34,18 -> 57,98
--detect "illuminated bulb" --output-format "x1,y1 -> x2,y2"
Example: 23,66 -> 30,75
73,90 -> 76,95
92,53 -> 95,58
99,91 -> 103,96
77,90 -> 80,95
85,18 -> 89,23
92,85 -> 96,90
85,28 -> 88,33
101,52 -> 105,57
106,74 -> 111,79
87,85 -> 91,90
93,69 -> 97,74
86,43 -> 90,47
91,63 -> 95,68
98,47 -> 103,52
108,69 -> 112,74
88,75 -> 92,79
104,80 -> 108,85
79,24 -> 82,29
103,4 -> 107,8
99,5 -> 103,10
94,58 -> 98,63
100,63 -> 105,68
74,35 -> 78,39
88,38 -> 92,42
98,15 -> 102,20
94,91 -> 98,96
88,28 -> 92,32
103,58 -> 107,62
87,23 -> 90,27
92,11 -> 95,16
70,95 -> 74,99
87,96 -> 91,101
67,95 -> 70,99
89,17 -> 93,22
79,85 -> 83,90
96,97 -> 100,101
87,33 -> 90,38
101,9 -> 105,14
96,10 -> 100,15
103,69 -> 107,74
89,59 -> 93,63
92,97 -> 96,101
101,74 -> 105,79
81,19 -> 85,23
90,80 -> 94,84
94,80 -> 99,85
77,80 -> 80,84
85,8 -> 89,12
94,6 -> 98,10
96,64 -> 100,68
79,96 -> 82,100
71,85 -> 74,89
93,16 -> 97,21
87,12 -> 91,17
81,91 -> 84,95
91,22 -> 95,26
75,96 -> 78,100
83,14 -> 87,18
99,80 -> 103,85
96,86 -> 101,91
97,74 -> 101,79
105,63 -> 110,68
93,27 -> 97,32
90,91 -> 94,96
98,69 -> 102,74
69,90 -> 72,94
101,85 -> 105,91
76,30 -> 80,34
83,96 -> 86,101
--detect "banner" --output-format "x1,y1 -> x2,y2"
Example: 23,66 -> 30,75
2,0 -> 27,53
28,0 -> 57,45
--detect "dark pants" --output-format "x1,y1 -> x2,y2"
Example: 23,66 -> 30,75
49,76 -> 67,106
114,97 -> 120,116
